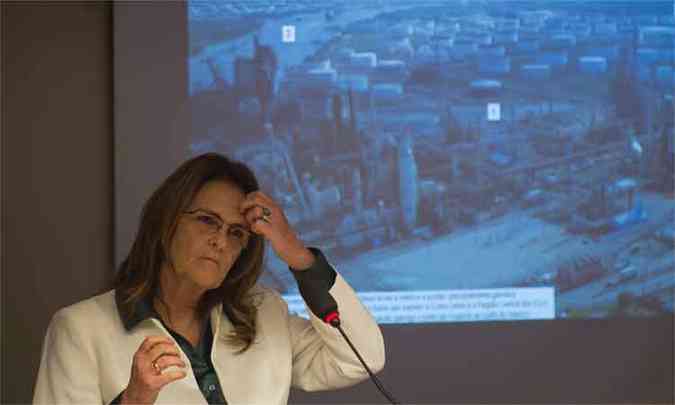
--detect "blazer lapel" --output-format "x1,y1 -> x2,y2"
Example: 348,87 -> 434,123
209,304 -> 244,403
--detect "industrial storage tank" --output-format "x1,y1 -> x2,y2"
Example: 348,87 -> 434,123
521,64 -> 551,80
337,74 -> 369,92
537,51 -> 569,69
494,30 -> 519,44
594,22 -> 618,36
349,52 -> 377,69
618,23 -> 635,36
546,16 -> 567,30
435,21 -> 458,38
519,26 -> 542,37
390,23 -> 413,37
587,43 -> 619,61
284,66 -> 336,94
388,38 -> 415,60
549,34 -> 577,48
656,65 -> 675,87
570,22 -> 592,40
334,47 -> 355,64
477,45 -> 506,58
660,15 -> 675,25
372,83 -> 404,104
578,56 -> 608,74
637,48 -> 659,65
451,39 -> 478,60
374,60 -> 408,82
479,55 -> 512,74
304,60 -> 332,71
470,79 -> 502,96
458,31 -> 493,46
304,67 -> 338,88
639,26 -> 675,47
635,16 -> 660,25
518,10 -> 552,27
496,18 -> 520,31
415,45 -> 436,65
517,39 -> 541,53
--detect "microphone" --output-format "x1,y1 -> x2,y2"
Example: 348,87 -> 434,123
291,248 -> 400,403
291,247 -> 341,325
296,281 -> 341,326
300,287 -> 400,405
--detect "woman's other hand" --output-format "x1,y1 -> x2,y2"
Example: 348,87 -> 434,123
121,336 -> 187,404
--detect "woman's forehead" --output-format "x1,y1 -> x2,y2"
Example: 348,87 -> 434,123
190,181 -> 246,218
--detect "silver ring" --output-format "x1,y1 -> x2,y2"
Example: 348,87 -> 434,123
262,207 -> 272,217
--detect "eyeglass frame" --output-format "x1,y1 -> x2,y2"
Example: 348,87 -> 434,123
182,208 -> 252,249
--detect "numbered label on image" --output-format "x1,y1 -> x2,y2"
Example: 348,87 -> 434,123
487,102 -> 501,121
282,25 -> 296,43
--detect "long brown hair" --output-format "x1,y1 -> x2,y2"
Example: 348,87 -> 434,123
113,152 -> 265,352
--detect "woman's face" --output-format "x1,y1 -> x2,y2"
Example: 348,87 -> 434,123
166,180 -> 251,291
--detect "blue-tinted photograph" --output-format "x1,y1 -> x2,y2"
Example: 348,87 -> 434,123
187,0 -> 674,323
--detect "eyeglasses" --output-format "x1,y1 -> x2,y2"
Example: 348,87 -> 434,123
183,208 -> 251,249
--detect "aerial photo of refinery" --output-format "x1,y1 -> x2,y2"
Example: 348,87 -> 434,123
187,0 -> 674,321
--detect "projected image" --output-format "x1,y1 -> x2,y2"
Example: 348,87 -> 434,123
187,0 -> 674,323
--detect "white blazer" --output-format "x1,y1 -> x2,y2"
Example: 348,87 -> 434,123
33,273 -> 385,405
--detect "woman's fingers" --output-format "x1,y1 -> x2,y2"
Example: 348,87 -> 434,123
240,192 -> 277,217
125,336 -> 188,404
241,196 -> 278,235
147,346 -> 187,390
137,368 -> 187,393
157,370 -> 188,388
152,354 -> 187,373
137,336 -> 174,354
244,205 -> 265,220
244,206 -> 278,236
146,342 -> 180,362
245,190 -> 275,205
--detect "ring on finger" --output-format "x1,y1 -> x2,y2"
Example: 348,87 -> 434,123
152,360 -> 161,375
261,206 -> 272,218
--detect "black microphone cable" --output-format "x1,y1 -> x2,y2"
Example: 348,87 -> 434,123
292,252 -> 402,404
325,313 -> 401,405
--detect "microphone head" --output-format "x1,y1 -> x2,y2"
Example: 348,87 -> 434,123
324,310 -> 341,327
298,283 -> 340,324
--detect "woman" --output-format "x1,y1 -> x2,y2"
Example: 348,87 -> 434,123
33,153 -> 385,405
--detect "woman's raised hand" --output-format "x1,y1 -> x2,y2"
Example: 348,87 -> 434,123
240,191 -> 315,270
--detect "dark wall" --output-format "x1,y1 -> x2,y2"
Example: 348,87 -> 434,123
113,1 -> 190,269
2,3 -> 113,403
